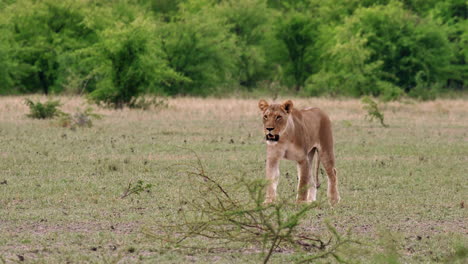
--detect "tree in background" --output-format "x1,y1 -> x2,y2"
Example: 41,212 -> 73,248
158,0 -> 238,95
214,0 -> 275,89
429,0 -> 468,90
140,0 -> 183,21
0,20 -> 15,93
2,0 -> 97,94
307,1 -> 453,100
275,10 -> 318,92
0,0 -> 465,98
86,18 -> 184,108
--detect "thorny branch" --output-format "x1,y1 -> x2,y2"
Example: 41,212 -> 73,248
148,151 -> 356,263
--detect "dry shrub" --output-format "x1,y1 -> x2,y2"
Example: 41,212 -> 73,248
147,152 -> 357,263
57,107 -> 101,129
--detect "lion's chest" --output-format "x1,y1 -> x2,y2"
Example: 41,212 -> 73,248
282,143 -> 305,161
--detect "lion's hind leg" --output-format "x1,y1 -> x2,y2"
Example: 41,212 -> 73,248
320,150 -> 340,206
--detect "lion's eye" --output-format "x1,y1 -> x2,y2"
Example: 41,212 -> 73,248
263,115 -> 268,120
276,116 -> 282,120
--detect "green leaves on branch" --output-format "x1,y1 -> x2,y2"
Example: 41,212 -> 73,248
120,180 -> 153,199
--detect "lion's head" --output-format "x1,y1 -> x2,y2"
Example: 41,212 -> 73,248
258,99 -> 293,142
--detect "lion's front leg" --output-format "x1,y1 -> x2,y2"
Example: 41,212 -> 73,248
265,157 -> 280,204
296,160 -> 312,203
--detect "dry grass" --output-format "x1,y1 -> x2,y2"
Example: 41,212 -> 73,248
0,95 -> 467,263
2,95 -> 467,123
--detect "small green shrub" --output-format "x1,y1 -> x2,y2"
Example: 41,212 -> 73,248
120,180 -> 153,199
24,99 -> 64,119
361,96 -> 388,127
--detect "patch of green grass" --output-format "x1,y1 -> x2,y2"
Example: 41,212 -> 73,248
0,97 -> 467,263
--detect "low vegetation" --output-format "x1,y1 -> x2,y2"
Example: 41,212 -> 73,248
24,99 -> 65,119
361,97 -> 388,128
25,98 -> 101,129
57,107 -> 102,129
148,153 -> 356,263
0,96 -> 466,263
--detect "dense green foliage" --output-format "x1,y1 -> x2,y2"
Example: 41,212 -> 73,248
0,0 -> 466,102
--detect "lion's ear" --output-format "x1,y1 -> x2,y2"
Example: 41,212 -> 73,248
258,99 -> 269,112
281,100 -> 293,114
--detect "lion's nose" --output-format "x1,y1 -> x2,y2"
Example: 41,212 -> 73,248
266,128 -> 274,131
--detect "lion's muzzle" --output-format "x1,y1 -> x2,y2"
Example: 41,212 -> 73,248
266,134 -> 279,141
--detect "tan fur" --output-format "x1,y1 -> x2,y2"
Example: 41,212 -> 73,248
258,99 -> 340,205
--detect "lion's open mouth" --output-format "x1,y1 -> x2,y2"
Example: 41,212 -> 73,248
266,134 -> 279,141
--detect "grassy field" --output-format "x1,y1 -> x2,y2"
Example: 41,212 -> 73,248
0,96 -> 467,263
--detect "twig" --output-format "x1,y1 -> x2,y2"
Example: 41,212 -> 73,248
120,182 -> 133,199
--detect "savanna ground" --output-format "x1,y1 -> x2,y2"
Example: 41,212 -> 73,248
0,96 -> 466,263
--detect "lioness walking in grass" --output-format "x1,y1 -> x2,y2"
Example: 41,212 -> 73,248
258,99 -> 340,205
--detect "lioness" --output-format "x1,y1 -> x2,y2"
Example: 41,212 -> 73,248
258,99 -> 340,205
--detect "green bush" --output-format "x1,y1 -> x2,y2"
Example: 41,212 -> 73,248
157,2 -> 238,95
214,0 -> 274,88
25,99 -> 64,119
430,0 -> 468,90
86,18 -> 183,108
306,1 -> 453,99
2,0 -> 97,94
0,26 -> 15,94
274,11 -> 318,91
